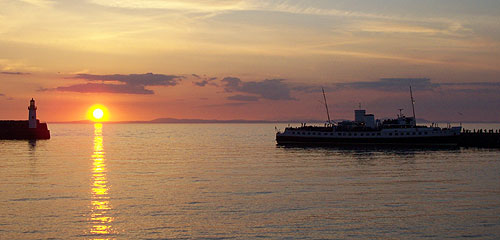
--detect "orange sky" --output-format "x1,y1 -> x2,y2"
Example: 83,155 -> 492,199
1,0 -> 500,122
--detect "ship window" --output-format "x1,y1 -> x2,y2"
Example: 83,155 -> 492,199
312,132 -> 316,135
303,132 -> 306,135
389,133 -> 393,136
338,133 -> 341,136
354,133 -> 357,136
424,132 -> 428,135
418,132 -> 422,135
407,133 -> 410,135
348,133 -> 352,136
377,133 -> 381,136
324,133 -> 328,136
372,133 -> 376,136
360,133 -> 364,136
395,133 -> 399,136
308,132 -> 311,135
413,132 -> 416,135
330,133 -> 333,136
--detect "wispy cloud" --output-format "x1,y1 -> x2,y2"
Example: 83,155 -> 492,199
88,0 -> 395,20
17,0 -> 53,7
89,0 -> 249,12
1,71 -> 30,75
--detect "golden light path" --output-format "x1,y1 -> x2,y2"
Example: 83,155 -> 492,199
90,123 -> 114,237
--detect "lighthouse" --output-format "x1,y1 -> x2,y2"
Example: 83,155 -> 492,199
28,98 -> 37,128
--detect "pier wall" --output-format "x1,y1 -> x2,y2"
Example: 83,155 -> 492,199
0,120 -> 51,139
459,132 -> 500,148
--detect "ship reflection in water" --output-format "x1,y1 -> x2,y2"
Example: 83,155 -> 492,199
90,123 -> 114,237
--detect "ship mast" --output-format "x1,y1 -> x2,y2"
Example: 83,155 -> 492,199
322,87 -> 332,124
410,86 -> 416,127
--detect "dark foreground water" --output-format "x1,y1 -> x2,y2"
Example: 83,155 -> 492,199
1,123 -> 500,239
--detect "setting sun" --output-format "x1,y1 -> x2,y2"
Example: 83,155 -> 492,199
93,109 -> 104,120
87,104 -> 109,122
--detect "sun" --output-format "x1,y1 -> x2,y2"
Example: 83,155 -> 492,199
87,104 -> 109,122
93,108 -> 104,120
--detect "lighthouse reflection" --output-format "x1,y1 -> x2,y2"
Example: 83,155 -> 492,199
90,123 -> 114,237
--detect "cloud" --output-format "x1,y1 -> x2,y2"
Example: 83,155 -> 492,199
18,0 -> 53,7
438,81 -> 500,94
88,0 -> 394,21
296,78 -> 438,93
227,94 -> 259,101
194,80 -> 209,87
340,78 -> 438,91
291,78 -> 500,96
74,73 -> 180,86
0,93 -> 13,100
1,71 -> 30,75
441,82 -> 500,87
44,83 -> 154,94
192,75 -> 218,87
221,77 -> 296,100
46,73 -> 182,94
90,0 -> 248,12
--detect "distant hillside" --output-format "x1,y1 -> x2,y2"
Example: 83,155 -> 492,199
149,118 -> 323,124
51,118 -> 325,124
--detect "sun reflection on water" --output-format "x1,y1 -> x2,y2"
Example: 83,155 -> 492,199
90,123 -> 114,237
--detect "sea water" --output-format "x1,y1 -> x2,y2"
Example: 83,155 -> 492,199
1,123 -> 500,239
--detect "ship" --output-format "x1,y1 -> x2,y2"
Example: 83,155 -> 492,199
0,98 -> 51,140
276,87 -> 481,147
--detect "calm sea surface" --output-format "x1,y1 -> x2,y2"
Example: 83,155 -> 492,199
1,123 -> 500,239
